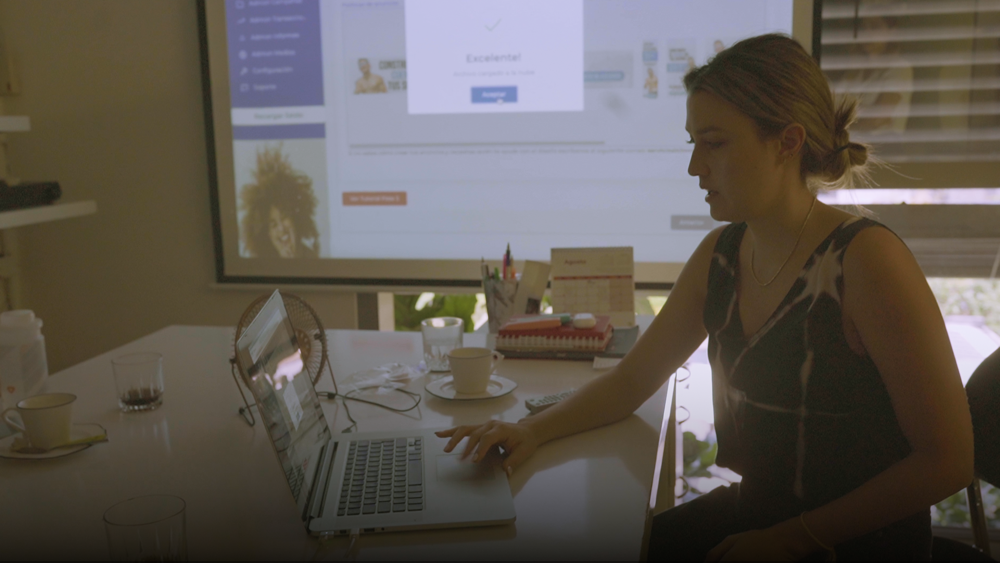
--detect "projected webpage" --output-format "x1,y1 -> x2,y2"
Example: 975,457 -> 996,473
225,0 -> 793,264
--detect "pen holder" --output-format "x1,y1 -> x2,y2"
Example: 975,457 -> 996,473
483,278 -> 519,334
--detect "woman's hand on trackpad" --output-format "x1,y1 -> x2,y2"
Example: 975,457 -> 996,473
436,421 -> 538,476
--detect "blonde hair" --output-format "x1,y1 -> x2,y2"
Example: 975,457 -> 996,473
684,34 -> 870,192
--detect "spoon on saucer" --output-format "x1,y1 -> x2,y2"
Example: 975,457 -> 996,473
12,433 -> 109,455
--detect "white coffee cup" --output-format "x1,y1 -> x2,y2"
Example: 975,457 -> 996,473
2,392 -> 76,450
447,347 -> 503,394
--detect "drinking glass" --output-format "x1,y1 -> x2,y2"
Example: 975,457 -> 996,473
104,494 -> 188,561
421,317 -> 463,372
112,353 -> 164,412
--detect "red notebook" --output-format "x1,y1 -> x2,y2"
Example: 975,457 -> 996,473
497,315 -> 613,352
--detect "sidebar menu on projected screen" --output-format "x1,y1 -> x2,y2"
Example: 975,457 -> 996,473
226,0 -> 324,110
226,0 -> 331,261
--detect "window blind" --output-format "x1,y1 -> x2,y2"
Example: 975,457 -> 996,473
820,0 -> 999,173
819,0 -> 1000,276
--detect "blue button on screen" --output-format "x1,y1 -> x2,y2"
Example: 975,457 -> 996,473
471,86 -> 518,104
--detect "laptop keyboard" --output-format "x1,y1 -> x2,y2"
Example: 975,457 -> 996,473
337,437 -> 424,516
287,464 -> 305,500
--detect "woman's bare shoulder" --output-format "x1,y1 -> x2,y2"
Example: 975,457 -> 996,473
842,220 -> 911,268
669,224 -> 732,302
698,224 -> 731,257
841,220 -> 926,305
687,224 -> 730,272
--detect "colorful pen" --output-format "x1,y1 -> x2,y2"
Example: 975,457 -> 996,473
505,243 -> 511,280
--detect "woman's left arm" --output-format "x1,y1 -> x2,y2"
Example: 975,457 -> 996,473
709,226 -> 974,561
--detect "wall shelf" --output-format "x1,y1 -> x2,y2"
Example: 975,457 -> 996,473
0,116 -> 30,132
0,200 -> 97,230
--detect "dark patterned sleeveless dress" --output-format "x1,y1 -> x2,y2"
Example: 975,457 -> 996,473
648,217 -> 932,561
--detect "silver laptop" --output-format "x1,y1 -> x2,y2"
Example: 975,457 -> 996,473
235,290 -> 516,536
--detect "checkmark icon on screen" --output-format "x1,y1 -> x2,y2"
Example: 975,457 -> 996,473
485,19 -> 501,31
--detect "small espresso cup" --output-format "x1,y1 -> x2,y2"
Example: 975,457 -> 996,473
2,392 -> 76,450
447,347 -> 504,394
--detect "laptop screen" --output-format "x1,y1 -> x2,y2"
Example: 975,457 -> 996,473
236,290 -> 332,517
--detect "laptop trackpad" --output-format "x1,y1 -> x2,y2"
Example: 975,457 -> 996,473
436,454 -> 496,482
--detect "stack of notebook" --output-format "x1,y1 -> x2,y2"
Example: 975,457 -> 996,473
496,314 -> 633,360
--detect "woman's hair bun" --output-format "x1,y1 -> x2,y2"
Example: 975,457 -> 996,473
819,98 -> 870,188
844,142 -> 869,168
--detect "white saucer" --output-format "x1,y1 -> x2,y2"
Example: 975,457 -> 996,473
425,375 -> 517,401
0,423 -> 107,460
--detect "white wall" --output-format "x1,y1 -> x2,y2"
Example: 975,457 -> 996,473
0,0 -> 358,372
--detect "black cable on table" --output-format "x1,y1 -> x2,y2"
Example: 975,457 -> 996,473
316,363 -> 422,433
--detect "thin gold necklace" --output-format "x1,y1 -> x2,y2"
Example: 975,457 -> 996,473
750,197 -> 817,287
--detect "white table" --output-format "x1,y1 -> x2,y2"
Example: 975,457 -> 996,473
2,320 -> 675,560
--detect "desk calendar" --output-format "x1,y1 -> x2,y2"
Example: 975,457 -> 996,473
550,247 -> 635,327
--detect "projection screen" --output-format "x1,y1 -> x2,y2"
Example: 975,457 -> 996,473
201,0 -> 817,289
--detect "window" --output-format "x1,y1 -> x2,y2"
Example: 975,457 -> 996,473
821,0 -> 1000,167
818,0 -> 1000,276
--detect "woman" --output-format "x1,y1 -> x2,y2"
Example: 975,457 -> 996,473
239,145 -> 321,259
439,34 -> 972,561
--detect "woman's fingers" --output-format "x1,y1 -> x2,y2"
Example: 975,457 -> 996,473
473,426 -> 510,462
437,423 -> 494,456
440,426 -> 475,453
460,422 -> 497,458
438,422 -> 537,472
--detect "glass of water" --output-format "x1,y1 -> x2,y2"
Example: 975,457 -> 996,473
421,317 -> 463,372
104,494 -> 188,561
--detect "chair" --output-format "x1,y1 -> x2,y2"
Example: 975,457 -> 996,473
932,346 -> 1000,560
965,346 -> 1000,556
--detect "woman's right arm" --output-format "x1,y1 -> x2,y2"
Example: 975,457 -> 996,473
437,226 -> 722,474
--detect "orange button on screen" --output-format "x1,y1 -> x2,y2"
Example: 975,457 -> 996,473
342,192 -> 407,206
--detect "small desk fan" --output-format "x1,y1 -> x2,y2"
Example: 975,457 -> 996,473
229,291 -> 332,426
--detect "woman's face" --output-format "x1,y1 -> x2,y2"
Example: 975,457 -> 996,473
685,90 -> 784,223
268,206 -> 297,258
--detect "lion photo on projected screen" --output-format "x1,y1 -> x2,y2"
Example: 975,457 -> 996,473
239,145 -> 320,259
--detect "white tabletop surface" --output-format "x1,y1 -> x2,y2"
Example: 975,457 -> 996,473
2,319 -> 674,560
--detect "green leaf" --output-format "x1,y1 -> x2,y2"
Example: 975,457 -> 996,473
393,293 -> 477,332
698,442 -> 718,468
